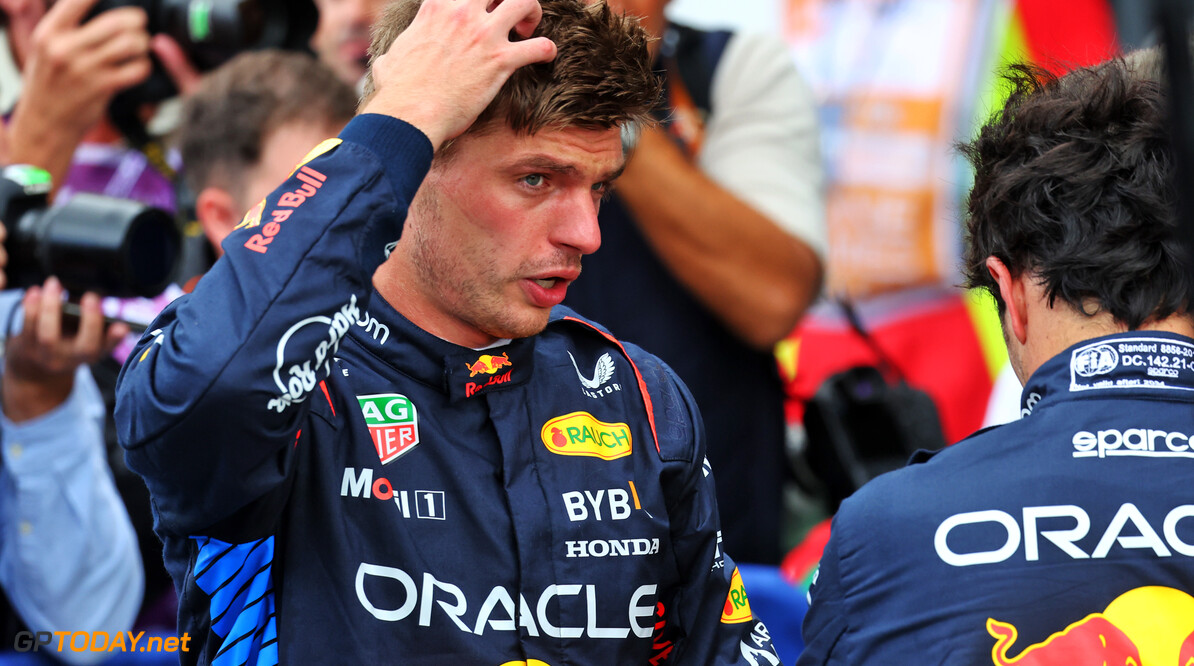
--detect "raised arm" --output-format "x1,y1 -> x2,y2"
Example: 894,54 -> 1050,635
114,0 -> 558,537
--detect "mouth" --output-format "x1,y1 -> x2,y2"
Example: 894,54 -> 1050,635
523,270 -> 579,308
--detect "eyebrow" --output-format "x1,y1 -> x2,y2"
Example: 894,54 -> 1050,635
509,155 -> 626,183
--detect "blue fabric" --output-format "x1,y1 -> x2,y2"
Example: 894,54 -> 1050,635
192,538 -> 276,666
738,564 -> 806,662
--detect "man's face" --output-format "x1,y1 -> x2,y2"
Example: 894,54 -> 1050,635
310,0 -> 391,86
390,124 -> 624,348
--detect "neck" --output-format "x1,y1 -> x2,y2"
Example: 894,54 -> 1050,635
372,256 -> 499,350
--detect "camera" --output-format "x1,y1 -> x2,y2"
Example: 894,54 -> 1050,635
92,0 -> 318,106
0,166 -> 180,299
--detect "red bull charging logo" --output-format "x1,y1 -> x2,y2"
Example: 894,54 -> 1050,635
466,353 -> 512,377
987,586 -> 1194,665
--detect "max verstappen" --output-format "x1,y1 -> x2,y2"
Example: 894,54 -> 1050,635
114,0 -> 782,663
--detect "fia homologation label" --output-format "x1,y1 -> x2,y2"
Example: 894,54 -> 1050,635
1070,337 -> 1194,393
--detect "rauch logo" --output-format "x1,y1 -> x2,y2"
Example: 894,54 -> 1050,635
721,567 -> 753,624
541,412 -> 631,460
358,394 -> 419,465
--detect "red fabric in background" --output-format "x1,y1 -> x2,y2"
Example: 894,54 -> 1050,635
1017,0 -> 1119,74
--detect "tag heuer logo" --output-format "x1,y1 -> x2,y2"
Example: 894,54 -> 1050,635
358,394 -> 419,465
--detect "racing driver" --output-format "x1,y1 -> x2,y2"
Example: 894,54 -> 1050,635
114,0 -> 783,664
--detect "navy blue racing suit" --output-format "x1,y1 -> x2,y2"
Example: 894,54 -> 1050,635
115,114 -> 783,665
798,330 -> 1194,665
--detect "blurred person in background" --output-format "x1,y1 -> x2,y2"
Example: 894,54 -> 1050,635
310,0 -> 394,89
566,0 -> 826,565
0,0 -> 197,205
1,0 -> 198,633
0,206 -> 142,663
774,0 -> 1121,584
173,49 -> 356,274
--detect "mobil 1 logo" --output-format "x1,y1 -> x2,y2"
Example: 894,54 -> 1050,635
358,394 -> 420,465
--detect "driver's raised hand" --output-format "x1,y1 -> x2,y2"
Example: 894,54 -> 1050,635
360,0 -> 557,149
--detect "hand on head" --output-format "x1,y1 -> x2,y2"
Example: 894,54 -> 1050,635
360,0 -> 557,148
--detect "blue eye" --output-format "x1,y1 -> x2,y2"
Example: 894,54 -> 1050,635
523,174 -> 545,187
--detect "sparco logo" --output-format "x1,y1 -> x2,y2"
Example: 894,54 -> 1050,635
1072,427 -> 1194,459
568,352 -> 622,399
268,295 -> 358,412
1072,344 -> 1119,377
354,563 -> 656,638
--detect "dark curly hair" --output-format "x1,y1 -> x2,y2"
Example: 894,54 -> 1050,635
960,58 -> 1190,328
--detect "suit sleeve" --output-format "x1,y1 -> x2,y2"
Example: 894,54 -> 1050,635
114,115 -> 432,538
794,518 -> 848,665
645,357 -> 785,665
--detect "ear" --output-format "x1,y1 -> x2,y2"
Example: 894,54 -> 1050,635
195,187 -> 240,253
986,256 -> 1029,345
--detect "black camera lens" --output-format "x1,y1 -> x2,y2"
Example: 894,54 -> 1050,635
1,175 -> 181,299
35,195 -> 180,298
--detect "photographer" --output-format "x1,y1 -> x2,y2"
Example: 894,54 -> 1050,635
0,220 -> 142,663
0,0 -> 197,206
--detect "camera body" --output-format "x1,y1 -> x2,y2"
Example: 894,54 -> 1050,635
0,166 -> 180,299
91,0 -> 318,106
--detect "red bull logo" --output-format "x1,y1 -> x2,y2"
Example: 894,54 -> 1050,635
466,353 -> 513,377
987,586 -> 1194,665
235,199 -> 266,230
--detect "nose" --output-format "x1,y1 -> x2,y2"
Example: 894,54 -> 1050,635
552,190 -> 602,256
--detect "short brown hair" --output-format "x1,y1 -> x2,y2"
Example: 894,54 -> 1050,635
361,0 -> 659,141
177,50 -> 357,200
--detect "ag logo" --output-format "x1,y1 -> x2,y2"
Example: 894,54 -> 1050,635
721,567 -> 753,624
541,412 -> 631,460
358,394 -> 419,465
1072,344 -> 1119,377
